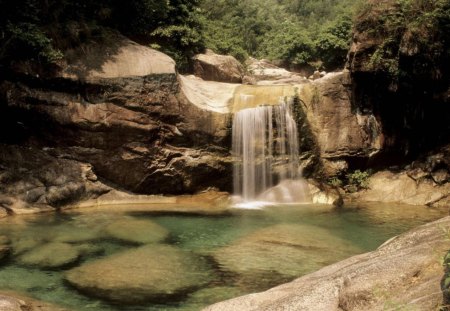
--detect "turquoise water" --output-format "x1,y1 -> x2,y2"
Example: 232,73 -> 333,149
0,203 -> 446,310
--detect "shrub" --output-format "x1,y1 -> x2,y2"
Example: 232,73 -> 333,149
345,170 -> 371,192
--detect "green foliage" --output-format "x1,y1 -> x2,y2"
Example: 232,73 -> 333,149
0,0 -> 205,70
200,0 -> 363,70
345,170 -> 371,192
356,0 -> 450,80
328,177 -> 343,188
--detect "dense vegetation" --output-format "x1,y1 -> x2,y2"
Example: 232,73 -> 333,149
355,0 -> 450,82
0,0 -> 204,69
0,0 -> 448,73
201,0 -> 363,70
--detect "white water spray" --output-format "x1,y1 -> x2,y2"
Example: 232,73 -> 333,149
232,95 -> 308,204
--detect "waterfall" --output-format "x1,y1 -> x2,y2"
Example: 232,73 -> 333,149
232,95 -> 305,203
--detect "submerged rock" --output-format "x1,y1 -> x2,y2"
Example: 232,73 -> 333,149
212,224 -> 360,289
104,218 -> 169,244
17,242 -> 80,268
65,245 -> 212,303
0,236 -> 10,261
205,216 -> 450,311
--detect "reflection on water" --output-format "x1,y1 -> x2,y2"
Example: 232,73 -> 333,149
0,203 -> 446,311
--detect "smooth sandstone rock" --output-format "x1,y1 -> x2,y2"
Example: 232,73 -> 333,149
193,49 -> 244,83
65,245 -> 211,303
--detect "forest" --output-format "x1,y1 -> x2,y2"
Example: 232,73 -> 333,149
0,0 -> 448,72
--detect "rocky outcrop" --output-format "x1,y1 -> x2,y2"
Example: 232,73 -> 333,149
204,216 -> 450,311
349,144 -> 450,206
0,32 -> 233,209
298,71 -> 383,176
65,244 -> 211,303
193,49 -> 244,83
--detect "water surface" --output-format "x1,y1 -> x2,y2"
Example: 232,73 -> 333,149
0,203 -> 446,310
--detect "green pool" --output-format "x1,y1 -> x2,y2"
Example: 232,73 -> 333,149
0,203 -> 446,311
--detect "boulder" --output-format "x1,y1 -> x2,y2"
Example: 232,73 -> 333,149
351,170 -> 450,206
245,58 -> 307,84
103,218 -> 169,244
17,242 -> 80,268
204,216 -> 450,311
212,224 -> 361,290
193,49 -> 244,83
65,245 -> 211,303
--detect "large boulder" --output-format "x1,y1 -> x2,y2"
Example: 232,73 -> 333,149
204,216 -> 450,311
65,245 -> 211,303
193,49 -> 244,83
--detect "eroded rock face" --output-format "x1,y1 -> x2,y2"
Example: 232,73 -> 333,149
65,245 -> 211,303
193,49 -> 244,83
299,71 -> 383,176
205,216 -> 450,311
0,291 -> 69,311
0,32 -> 233,204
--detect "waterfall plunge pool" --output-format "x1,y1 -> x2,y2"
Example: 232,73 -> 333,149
0,203 -> 446,311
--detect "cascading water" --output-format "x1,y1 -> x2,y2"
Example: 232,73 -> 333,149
232,95 -> 309,204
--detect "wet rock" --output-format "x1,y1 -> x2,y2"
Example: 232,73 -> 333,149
65,245 -> 211,303
11,235 -> 47,256
104,218 -> 169,244
52,227 -> 101,244
187,287 -> 241,307
193,49 -> 244,83
18,242 -> 80,268
205,216 -> 450,311
213,224 -> 360,285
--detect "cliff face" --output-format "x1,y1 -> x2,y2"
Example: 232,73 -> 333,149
0,33 -> 232,212
347,0 -> 450,163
